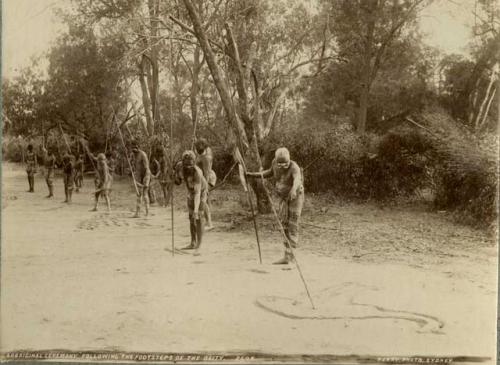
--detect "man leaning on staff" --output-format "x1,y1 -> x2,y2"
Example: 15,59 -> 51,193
246,147 -> 304,265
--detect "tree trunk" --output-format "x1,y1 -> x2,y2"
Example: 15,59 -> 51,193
182,0 -> 271,213
148,0 -> 160,131
474,63 -> 498,131
190,46 -> 201,143
138,56 -> 153,136
357,83 -> 369,133
356,1 -> 376,134
497,76 -> 500,135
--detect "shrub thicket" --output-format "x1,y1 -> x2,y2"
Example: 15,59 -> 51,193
263,123 -> 435,200
419,109 -> 498,228
263,107 -> 497,228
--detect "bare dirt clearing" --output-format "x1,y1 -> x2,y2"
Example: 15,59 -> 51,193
1,163 -> 497,361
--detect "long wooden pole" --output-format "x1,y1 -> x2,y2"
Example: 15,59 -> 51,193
170,37 -> 175,257
113,111 -> 140,197
58,122 -> 71,153
257,170 -> 315,310
234,147 -> 262,264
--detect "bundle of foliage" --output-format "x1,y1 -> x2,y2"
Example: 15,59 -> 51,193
358,127 -> 436,199
418,108 -> 498,228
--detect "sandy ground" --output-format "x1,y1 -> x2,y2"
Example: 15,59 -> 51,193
1,162 -> 497,361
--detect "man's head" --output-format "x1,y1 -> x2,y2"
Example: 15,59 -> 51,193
275,147 -> 291,169
97,153 -> 106,161
27,144 -> 33,152
182,150 -> 196,170
194,138 -> 208,154
130,140 -> 139,154
79,154 -> 84,160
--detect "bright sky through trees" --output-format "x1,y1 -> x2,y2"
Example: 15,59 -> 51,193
2,0 -> 477,79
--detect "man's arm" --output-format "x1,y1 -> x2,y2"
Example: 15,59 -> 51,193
151,159 -> 160,178
192,171 -> 202,219
174,161 -> 183,185
289,163 -> 302,199
141,151 -> 151,172
199,155 -> 212,180
246,167 -> 272,178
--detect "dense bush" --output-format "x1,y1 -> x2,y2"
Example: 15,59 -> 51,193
2,136 -> 26,162
262,107 -> 498,228
421,109 -> 498,228
435,167 -> 497,228
263,123 -> 435,200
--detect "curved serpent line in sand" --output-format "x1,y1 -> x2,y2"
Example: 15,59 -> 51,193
255,296 -> 444,333
349,299 -> 445,329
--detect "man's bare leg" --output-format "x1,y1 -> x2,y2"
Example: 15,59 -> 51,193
91,192 -> 99,211
204,202 -> 214,230
27,175 -> 33,192
63,185 -> 68,203
104,192 -> 111,212
144,188 -> 150,216
181,215 -> 197,250
193,217 -> 204,256
162,185 -> 170,207
133,194 -> 142,217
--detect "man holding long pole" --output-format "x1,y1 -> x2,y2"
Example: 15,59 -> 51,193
246,147 -> 304,265
131,140 -> 152,218
175,150 -> 208,255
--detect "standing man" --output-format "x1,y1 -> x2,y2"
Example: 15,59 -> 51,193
91,153 -> 112,212
61,151 -> 75,203
74,154 -> 84,192
106,151 -> 117,176
152,145 -> 173,207
25,144 -> 38,192
174,150 -> 208,254
41,146 -> 57,198
81,140 -> 112,212
194,138 -> 216,230
131,141 -> 151,217
246,147 -> 304,265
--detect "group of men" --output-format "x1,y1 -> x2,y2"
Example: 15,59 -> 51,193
24,138 -> 304,265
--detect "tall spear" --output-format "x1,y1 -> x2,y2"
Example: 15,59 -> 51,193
257,170 -> 315,310
233,146 -> 262,264
113,110 -> 140,197
169,37 -> 175,257
57,121 -> 71,153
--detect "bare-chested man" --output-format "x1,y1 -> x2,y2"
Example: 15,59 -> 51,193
74,154 -> 84,192
174,150 -> 208,254
131,141 -> 151,217
246,147 -> 304,265
41,146 -> 57,198
82,142 -> 112,212
61,151 -> 75,203
25,144 -> 38,192
194,138 -> 216,230
106,151 -> 116,176
152,146 -> 173,207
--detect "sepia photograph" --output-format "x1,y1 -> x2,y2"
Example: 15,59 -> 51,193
1,0 -> 499,364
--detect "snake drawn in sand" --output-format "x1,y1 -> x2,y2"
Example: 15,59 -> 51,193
255,282 -> 445,334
